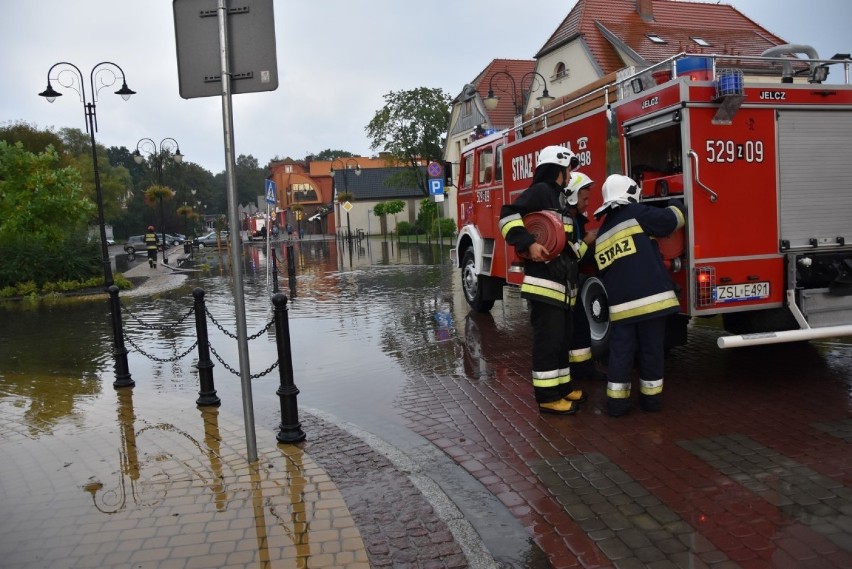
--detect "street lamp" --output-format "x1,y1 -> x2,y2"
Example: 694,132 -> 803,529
483,70 -> 555,115
39,60 -> 135,389
134,137 -> 183,263
329,158 -> 361,243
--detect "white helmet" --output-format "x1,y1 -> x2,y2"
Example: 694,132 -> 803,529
565,172 -> 594,206
537,145 -> 577,169
593,174 -> 640,218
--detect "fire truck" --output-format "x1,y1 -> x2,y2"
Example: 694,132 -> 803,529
450,48 -> 852,351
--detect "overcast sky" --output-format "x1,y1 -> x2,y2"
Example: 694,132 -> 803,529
1,0 -> 849,175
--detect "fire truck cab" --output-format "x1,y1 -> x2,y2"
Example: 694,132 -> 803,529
451,48 -> 852,350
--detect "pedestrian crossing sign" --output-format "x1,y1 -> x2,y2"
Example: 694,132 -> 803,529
265,179 -> 276,205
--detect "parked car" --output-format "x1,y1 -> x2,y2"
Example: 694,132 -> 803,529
193,231 -> 229,248
163,233 -> 187,246
123,235 -> 163,254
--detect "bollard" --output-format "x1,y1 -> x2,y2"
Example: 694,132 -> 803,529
272,293 -> 306,443
193,288 -> 221,406
108,285 -> 134,388
286,241 -> 296,280
271,249 -> 279,293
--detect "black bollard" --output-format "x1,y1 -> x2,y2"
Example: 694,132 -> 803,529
271,249 -> 279,293
193,288 -> 221,406
286,241 -> 296,280
272,293 -> 305,443
108,285 -> 134,388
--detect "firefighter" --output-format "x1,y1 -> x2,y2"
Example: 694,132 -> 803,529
593,174 -> 685,417
144,225 -> 159,269
498,145 -> 587,415
564,172 -> 605,381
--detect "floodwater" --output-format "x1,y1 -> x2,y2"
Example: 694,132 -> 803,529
0,237 -> 490,439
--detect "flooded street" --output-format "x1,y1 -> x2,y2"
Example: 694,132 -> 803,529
2,236 -> 852,569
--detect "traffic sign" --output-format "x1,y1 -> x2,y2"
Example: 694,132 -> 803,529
429,178 -> 444,196
427,161 -> 443,178
265,179 -> 277,204
342,201 -> 353,212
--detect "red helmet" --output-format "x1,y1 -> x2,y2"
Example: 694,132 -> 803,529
148,225 -> 155,231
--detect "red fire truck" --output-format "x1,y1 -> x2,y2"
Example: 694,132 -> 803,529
451,49 -> 852,351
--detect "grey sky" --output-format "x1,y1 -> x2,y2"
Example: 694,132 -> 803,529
1,0 -> 849,175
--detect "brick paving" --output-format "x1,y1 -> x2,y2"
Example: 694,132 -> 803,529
2,267 -> 852,568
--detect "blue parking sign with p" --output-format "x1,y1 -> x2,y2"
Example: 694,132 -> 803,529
429,178 -> 444,196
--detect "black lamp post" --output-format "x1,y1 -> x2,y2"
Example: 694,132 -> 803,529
39,61 -> 135,389
329,158 -> 361,243
133,137 -> 183,264
483,70 -> 555,116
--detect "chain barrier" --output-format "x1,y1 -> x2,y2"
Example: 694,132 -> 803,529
204,306 -> 275,340
208,342 -> 280,379
125,333 -> 199,364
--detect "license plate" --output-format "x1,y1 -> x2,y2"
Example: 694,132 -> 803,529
713,281 -> 770,303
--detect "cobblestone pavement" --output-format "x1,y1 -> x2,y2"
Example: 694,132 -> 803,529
2,263 -> 851,569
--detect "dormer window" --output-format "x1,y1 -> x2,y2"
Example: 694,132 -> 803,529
647,33 -> 666,44
691,37 -> 710,47
552,62 -> 570,81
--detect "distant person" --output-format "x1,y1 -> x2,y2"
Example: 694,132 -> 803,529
286,223 -> 293,239
144,225 -> 159,269
593,174 -> 685,417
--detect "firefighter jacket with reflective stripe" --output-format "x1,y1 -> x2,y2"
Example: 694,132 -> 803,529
594,203 -> 685,324
145,232 -> 159,250
499,181 -> 579,309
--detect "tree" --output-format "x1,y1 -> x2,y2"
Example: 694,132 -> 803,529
0,121 -> 64,156
365,87 -> 452,196
0,141 -> 93,243
312,149 -> 355,161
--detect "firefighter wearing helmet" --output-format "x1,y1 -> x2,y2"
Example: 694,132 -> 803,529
144,225 -> 159,269
564,172 -> 605,381
498,145 -> 588,415
593,174 -> 686,417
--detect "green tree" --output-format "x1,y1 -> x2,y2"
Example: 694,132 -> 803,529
0,121 -> 64,156
373,202 -> 387,239
312,149 -> 355,161
0,141 -> 93,242
365,87 -> 452,196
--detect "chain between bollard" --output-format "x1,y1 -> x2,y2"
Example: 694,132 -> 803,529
124,333 -> 199,363
204,307 -> 275,340
208,343 -> 280,379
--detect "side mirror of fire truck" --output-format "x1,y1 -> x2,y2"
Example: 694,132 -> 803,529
444,161 -> 454,187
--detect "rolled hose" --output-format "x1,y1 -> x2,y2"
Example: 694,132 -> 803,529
516,211 -> 566,261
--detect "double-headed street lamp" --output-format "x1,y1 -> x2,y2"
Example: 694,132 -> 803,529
134,138 -> 183,263
483,70 -> 555,116
39,61 -> 136,388
329,158 -> 361,242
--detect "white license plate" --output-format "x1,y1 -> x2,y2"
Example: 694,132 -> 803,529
714,281 -> 770,303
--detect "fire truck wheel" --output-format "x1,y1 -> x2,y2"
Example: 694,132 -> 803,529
581,276 -> 610,360
462,249 -> 495,313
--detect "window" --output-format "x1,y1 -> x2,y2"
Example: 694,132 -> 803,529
553,62 -> 569,81
463,154 -> 473,188
495,145 -> 503,182
478,148 -> 494,184
463,100 -> 472,116
647,33 -> 666,44
290,182 -> 318,203
691,37 -> 710,47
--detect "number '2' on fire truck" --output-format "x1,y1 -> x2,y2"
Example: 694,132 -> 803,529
450,48 -> 852,352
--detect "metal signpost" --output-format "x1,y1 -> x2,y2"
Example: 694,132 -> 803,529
173,0 -> 279,462
265,179 -> 276,289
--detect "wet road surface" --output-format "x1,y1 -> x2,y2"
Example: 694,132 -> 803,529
1,236 -> 851,568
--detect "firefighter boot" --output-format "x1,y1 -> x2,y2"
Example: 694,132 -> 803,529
606,397 -> 632,417
539,399 -> 580,415
563,389 -> 588,404
639,394 -> 662,412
